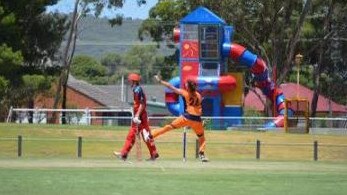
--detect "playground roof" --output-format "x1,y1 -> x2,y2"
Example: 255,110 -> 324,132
245,83 -> 347,113
180,6 -> 226,24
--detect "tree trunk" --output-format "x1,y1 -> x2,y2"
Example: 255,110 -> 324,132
311,63 -> 320,118
311,0 -> 334,118
61,81 -> 67,124
52,0 -> 80,124
28,99 -> 34,124
278,0 -> 312,83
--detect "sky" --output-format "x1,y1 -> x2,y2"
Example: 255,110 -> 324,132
46,0 -> 158,19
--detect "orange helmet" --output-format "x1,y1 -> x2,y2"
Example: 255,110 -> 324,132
128,73 -> 141,82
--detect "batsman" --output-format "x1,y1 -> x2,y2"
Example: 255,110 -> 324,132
113,73 -> 159,161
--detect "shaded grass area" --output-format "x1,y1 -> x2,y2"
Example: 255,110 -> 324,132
0,159 -> 347,195
1,123 -> 347,161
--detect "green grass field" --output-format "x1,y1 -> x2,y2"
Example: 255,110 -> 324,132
1,123 -> 347,194
1,159 -> 347,195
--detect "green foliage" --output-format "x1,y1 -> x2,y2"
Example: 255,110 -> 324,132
0,0 -> 68,116
71,55 -> 108,84
123,45 -> 165,83
21,74 -> 52,98
160,52 -> 179,80
0,44 -> 23,80
0,44 -> 24,116
296,1 -> 347,104
0,0 -> 68,67
22,12 -> 69,66
244,108 -> 264,117
72,44 -> 168,84
0,76 -> 8,99
18,74 -> 53,122
100,53 -> 124,76
286,64 -> 315,88
72,0 -> 147,34
243,108 -> 265,125
302,21 -> 315,37
139,0 -> 189,42
137,1 -> 188,79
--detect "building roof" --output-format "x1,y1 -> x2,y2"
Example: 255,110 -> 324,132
141,85 -> 166,103
244,83 -> 347,113
67,76 -> 130,109
68,76 -> 166,108
68,76 -> 346,114
95,84 -> 166,104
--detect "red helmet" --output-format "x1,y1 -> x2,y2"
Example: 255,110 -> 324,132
128,73 -> 141,82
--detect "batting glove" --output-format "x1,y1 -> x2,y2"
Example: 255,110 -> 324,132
132,116 -> 141,124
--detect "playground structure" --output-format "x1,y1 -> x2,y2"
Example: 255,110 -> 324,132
164,7 -> 293,129
284,98 -> 309,133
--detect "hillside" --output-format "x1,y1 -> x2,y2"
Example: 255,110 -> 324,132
64,16 -> 175,58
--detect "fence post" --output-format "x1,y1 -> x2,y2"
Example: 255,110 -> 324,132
313,140 -> 318,161
18,135 -> 22,157
256,140 -> 261,160
6,106 -> 13,123
195,139 -> 199,159
182,127 -> 187,162
77,136 -> 82,158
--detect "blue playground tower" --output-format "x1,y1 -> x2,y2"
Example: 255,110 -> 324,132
164,7 -> 291,129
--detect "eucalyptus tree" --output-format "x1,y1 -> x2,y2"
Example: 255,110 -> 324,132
307,0 -> 347,116
0,45 -> 22,121
0,0 -> 68,122
52,0 -> 146,123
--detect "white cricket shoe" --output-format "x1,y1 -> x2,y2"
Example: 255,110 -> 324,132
198,152 -> 209,162
142,129 -> 150,142
113,151 -> 127,161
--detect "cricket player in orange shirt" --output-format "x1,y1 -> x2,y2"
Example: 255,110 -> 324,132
143,75 -> 208,162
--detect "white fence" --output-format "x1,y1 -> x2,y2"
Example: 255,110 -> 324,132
5,108 -> 347,134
